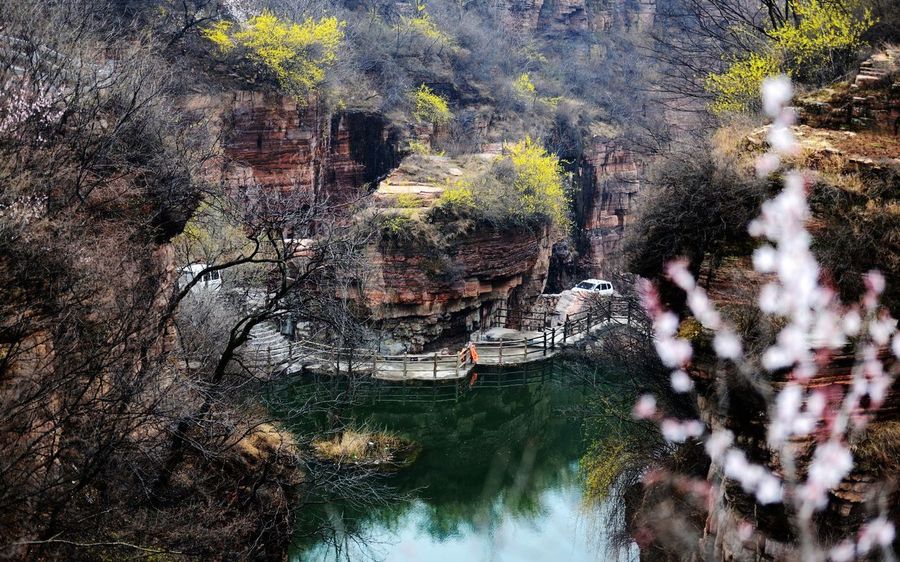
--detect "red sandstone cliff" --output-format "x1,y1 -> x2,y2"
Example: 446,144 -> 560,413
502,0 -> 655,35
184,91 -> 400,202
579,136 -> 645,277
364,154 -> 557,351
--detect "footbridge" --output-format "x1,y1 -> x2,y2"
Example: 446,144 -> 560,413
240,297 -> 643,382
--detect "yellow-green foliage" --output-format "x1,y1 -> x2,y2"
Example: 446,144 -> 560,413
705,0 -> 874,113
677,316 -> 704,341
520,43 -> 549,66
436,183 -> 476,212
540,96 -> 563,108
514,73 -> 537,98
201,20 -> 234,52
513,73 -> 562,107
770,0 -> 874,66
411,84 -> 452,124
505,137 -> 569,228
705,52 -> 781,114
404,11 -> 453,45
380,212 -> 414,237
202,12 -> 344,99
581,439 -> 628,504
406,139 -> 443,155
403,0 -> 454,46
394,193 -> 423,208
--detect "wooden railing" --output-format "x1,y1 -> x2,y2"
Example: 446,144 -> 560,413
475,297 -> 643,365
251,339 -> 476,380
247,296 -> 643,377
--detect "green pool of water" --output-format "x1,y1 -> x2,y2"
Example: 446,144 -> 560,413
281,363 -> 636,562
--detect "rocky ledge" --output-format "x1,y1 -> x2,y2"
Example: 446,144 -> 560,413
363,154 -> 556,351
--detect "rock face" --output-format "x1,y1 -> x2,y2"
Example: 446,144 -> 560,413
502,0 -> 655,36
363,154 -> 556,351
577,137 -> 644,277
367,227 -> 554,350
797,49 -> 899,134
191,92 -> 401,202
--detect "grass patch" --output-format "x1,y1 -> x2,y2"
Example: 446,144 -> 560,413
312,429 -> 420,470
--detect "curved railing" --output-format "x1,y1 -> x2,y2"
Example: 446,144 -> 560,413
243,297 -> 643,378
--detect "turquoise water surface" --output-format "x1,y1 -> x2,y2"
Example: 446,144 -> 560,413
282,363 -> 637,562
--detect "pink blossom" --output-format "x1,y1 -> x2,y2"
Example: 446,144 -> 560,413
755,153 -> 781,177
865,271 -> 886,295
665,260 -> 695,291
797,481 -> 829,511
643,75 -> 898,548
655,337 -> 692,368
633,394 -> 657,420
858,517 -> 895,555
684,420 -> 705,438
828,541 -> 855,562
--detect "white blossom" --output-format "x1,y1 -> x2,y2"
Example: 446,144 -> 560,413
704,430 -> 733,461
755,474 -> 783,505
807,441 -> 853,492
654,311 -> 679,338
768,124 -> 797,154
752,245 -> 777,272
670,369 -> 694,393
761,75 -> 793,118
713,331 -> 742,360
655,337 -> 692,368
869,315 -> 897,346
661,419 -> 687,442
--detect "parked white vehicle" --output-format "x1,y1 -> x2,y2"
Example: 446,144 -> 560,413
178,263 -> 222,292
571,278 -> 614,296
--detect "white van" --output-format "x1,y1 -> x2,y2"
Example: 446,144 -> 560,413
178,263 -> 222,292
572,278 -> 614,296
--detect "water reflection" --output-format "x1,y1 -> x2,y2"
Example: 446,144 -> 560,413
284,363 -> 636,562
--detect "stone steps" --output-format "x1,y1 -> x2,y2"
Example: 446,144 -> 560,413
239,323 -> 295,370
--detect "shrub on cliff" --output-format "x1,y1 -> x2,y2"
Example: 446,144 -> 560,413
411,84 -> 452,125
201,11 -> 344,100
625,148 -> 768,280
475,137 -> 570,230
432,183 -> 477,219
704,0 -> 874,113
